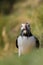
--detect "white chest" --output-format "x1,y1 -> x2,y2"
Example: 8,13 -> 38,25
18,36 -> 36,56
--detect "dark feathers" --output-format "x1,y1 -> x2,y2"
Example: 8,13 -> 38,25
16,38 -> 18,48
34,37 -> 40,48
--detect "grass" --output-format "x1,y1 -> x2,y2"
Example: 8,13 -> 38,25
0,48 -> 43,65
0,0 -> 43,65
0,0 -> 43,48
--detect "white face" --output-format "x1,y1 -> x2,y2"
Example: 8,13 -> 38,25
21,23 -> 30,34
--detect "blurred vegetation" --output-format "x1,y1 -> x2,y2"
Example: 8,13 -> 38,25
0,0 -> 43,65
0,0 -> 26,14
0,48 -> 43,65
0,0 -> 43,53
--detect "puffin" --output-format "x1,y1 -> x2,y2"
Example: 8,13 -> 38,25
16,23 -> 40,56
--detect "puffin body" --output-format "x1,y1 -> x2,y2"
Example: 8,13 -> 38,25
16,35 -> 40,56
16,23 -> 40,56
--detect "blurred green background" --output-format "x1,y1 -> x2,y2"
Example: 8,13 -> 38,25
0,0 -> 43,65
